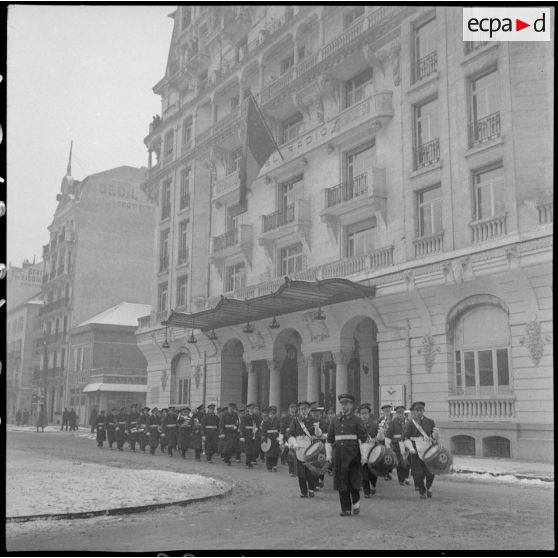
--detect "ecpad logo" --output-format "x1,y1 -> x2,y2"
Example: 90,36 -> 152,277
463,8 -> 551,42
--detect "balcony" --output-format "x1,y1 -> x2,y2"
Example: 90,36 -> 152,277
321,169 -> 387,225
413,138 -> 440,170
185,48 -> 210,74
210,224 -> 253,268
137,315 -> 151,329
537,196 -> 553,225
179,192 -> 191,211
448,395 -> 515,420
468,112 -> 501,148
411,51 -> 438,84
465,41 -> 488,55
222,6 -> 253,44
259,199 -> 311,243
38,297 -> 70,316
470,214 -> 507,243
212,172 -> 240,206
413,231 -> 444,258
261,67 -> 295,104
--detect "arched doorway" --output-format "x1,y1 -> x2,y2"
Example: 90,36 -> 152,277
339,316 -> 378,413
221,338 -> 245,406
273,328 -> 303,410
170,352 -> 191,406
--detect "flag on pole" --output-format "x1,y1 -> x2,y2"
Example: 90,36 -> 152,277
239,93 -> 282,206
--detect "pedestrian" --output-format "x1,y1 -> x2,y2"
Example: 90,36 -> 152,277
61,408 -> 70,431
148,407 -> 161,455
105,408 -> 117,449
258,407 -> 267,462
261,405 -> 281,472
69,408 -> 78,431
279,409 -> 289,465
240,403 -> 260,469
287,401 -> 317,498
233,405 -> 243,463
164,406 -> 179,456
127,403 -> 140,451
358,403 -> 380,498
16,409 -> 22,426
35,405 -> 46,432
403,401 -> 440,499
159,409 -> 168,453
217,407 -> 226,459
325,394 -> 369,516
386,405 -> 411,486
138,407 -> 150,452
219,403 -> 239,466
116,407 -> 128,450
89,406 -> 98,434
23,408 -> 30,426
281,402 -> 298,476
177,406 -> 192,459
95,410 -> 107,448
378,404 -> 393,480
201,403 -> 220,463
191,404 -> 205,461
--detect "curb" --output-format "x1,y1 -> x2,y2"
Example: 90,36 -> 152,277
6,485 -> 233,524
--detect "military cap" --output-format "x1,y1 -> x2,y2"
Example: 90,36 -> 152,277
196,404 -> 205,411
297,400 -> 311,408
288,401 -> 298,408
120,407 -> 126,411
394,405 -> 406,412
246,403 -> 255,409
268,405 -> 277,413
168,406 -> 176,410
207,403 -> 216,409
410,401 -> 426,410
338,393 -> 355,403
182,406 -> 191,411
359,403 -> 372,412
309,401 -> 318,408
151,407 -> 159,412
143,406 -> 150,411
112,407 -> 118,412
381,403 -> 393,410
131,403 -> 138,408
228,402 -> 237,408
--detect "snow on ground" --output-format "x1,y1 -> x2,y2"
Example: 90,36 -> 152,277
448,471 -> 551,486
7,449 -> 228,518
452,456 -> 554,480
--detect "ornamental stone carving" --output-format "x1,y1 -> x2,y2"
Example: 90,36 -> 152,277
161,369 -> 168,392
245,328 -> 265,350
193,364 -> 202,389
302,310 -> 330,341
520,319 -> 551,366
418,335 -> 441,373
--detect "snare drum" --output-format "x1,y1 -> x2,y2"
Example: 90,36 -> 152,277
368,443 -> 398,476
260,437 -> 272,453
360,441 -> 375,465
294,436 -> 312,461
303,441 -> 328,476
423,444 -> 453,474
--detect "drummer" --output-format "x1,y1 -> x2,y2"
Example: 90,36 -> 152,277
261,405 -> 281,472
281,402 -> 299,477
358,403 -> 379,498
403,401 -> 439,499
325,394 -> 368,517
386,405 -> 411,486
378,404 -> 393,480
287,401 -> 318,498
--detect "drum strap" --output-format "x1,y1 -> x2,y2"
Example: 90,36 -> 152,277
298,419 -> 312,439
411,419 -> 431,441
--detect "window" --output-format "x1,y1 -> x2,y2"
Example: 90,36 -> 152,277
17,317 -> 24,332
76,348 -> 82,371
178,220 -> 189,264
346,143 -> 375,186
281,53 -> 295,74
413,17 -> 438,82
280,243 -> 304,275
414,98 -> 440,168
158,282 -> 168,312
228,147 -> 243,175
344,68 -> 373,109
179,167 -> 191,210
279,175 -> 302,212
451,435 -> 476,457
182,118 -> 192,148
469,70 -> 501,146
63,316 -> 68,334
225,262 -> 246,292
159,230 -> 170,272
453,306 -> 511,396
178,378 -> 190,405
281,113 -> 303,145
161,180 -> 172,220
343,6 -> 364,29
473,165 -> 505,220
483,436 -> 510,458
236,38 -> 248,63
164,130 -> 174,161
417,186 -> 443,237
60,348 -> 66,372
177,275 -> 188,308
230,95 -> 240,113
346,219 -> 376,257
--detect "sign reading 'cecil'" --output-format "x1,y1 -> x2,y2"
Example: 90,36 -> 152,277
98,181 -> 139,201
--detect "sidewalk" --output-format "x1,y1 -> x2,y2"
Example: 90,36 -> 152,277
451,455 -> 553,483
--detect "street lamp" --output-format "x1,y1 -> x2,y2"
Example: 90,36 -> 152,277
42,328 -> 49,424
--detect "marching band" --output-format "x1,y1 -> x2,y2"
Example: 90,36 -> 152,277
94,396 -> 452,515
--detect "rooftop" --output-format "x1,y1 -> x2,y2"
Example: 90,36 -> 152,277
78,302 -> 152,328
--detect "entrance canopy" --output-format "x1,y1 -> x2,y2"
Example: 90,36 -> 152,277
83,383 -> 147,393
165,277 -> 376,331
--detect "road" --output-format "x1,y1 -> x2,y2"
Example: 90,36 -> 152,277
6,431 -> 554,552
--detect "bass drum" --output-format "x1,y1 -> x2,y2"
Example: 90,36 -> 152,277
368,443 -> 398,476
294,436 -> 312,461
423,444 -> 453,474
360,441 -> 375,465
303,441 -> 328,476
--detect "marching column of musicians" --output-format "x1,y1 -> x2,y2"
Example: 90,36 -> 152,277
94,397 -> 451,514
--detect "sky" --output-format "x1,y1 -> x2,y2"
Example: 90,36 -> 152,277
6,5 -> 174,265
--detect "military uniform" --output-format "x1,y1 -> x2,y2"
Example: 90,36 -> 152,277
240,404 -> 261,468
95,412 -> 107,447
386,406 -> 411,485
105,409 -> 117,449
191,405 -> 205,460
138,408 -> 150,452
281,404 -> 298,475
177,408 -> 192,459
378,405 -> 393,480
127,405 -> 140,451
359,407 -> 379,497
403,402 -> 437,498
219,405 -> 239,465
260,407 -> 281,472
326,394 -> 368,516
163,407 -> 179,456
115,408 -> 128,450
201,405 -> 220,462
148,409 -> 160,455
288,402 -> 317,497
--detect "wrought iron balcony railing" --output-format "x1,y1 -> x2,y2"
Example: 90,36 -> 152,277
468,112 -> 501,147
413,138 -> 440,170
411,51 -> 438,84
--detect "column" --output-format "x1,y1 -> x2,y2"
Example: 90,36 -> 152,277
258,60 -> 265,92
334,350 -> 350,413
148,149 -> 153,169
318,16 -> 325,46
306,354 -> 321,403
267,359 -> 280,410
246,361 -> 258,405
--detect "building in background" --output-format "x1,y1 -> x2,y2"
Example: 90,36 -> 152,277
71,302 -> 151,424
37,149 -> 156,424
6,294 -> 43,420
6,259 -> 43,310
136,6 -> 553,461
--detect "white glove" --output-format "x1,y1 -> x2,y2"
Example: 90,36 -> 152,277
385,438 -> 391,449
358,440 -> 368,465
377,429 -> 385,441
278,434 -> 284,445
404,439 -> 416,454
240,437 -> 245,443
288,436 -> 296,449
325,442 -> 333,462
432,427 -> 440,441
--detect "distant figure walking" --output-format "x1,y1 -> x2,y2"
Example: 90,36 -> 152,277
69,408 -> 78,431
15,409 -> 22,426
35,406 -> 46,432
90,406 -> 98,434
22,408 -> 30,426
61,408 -> 70,431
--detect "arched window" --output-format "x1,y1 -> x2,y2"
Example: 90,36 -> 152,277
483,436 -> 510,458
451,435 -> 476,456
171,353 -> 191,406
453,305 -> 511,396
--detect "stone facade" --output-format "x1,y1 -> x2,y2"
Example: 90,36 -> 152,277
137,6 -> 554,461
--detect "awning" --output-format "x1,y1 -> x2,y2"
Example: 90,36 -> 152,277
82,383 -> 148,393
166,277 -> 376,331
